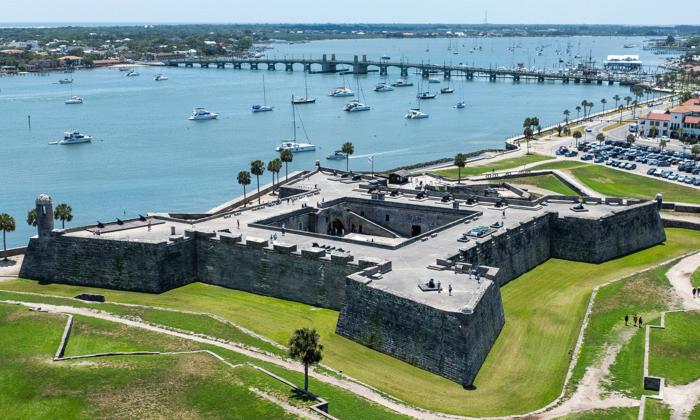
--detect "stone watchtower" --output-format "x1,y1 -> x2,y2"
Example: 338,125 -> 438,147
36,194 -> 54,238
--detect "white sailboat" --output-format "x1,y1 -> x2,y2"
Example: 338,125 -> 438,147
276,98 -> 316,152
64,83 -> 83,104
344,77 -> 370,112
292,71 -> 316,104
252,74 -> 274,112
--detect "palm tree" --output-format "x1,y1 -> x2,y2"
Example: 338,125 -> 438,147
26,208 -> 37,227
613,94 -> 621,110
596,132 -> 605,145
692,144 -> 700,166
453,153 -> 466,184
237,171 -> 251,207
54,203 -> 73,229
563,109 -> 570,125
618,105 -> 625,124
581,100 -> 588,118
624,96 -> 632,107
250,160 -> 265,205
575,106 -> 581,119
280,149 -> 293,181
0,213 -> 16,260
659,138 -> 668,150
573,130 -> 582,147
631,100 -> 638,119
587,102 -> 594,118
341,141 -> 354,173
288,327 -> 323,393
267,159 -> 282,191
600,98 -> 607,113
626,134 -> 636,145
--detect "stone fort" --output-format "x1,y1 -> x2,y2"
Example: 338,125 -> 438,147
19,167 -> 666,387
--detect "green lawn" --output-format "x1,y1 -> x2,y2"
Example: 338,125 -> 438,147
608,316 -> 656,398
432,153 -> 553,180
494,173 -> 579,196
602,119 -> 635,132
532,160 -> 700,204
570,263 -> 676,397
692,268 -> 700,288
649,311 -> 700,385
690,403 -> 700,420
3,229 -> 699,417
644,398 -> 672,420
0,303 -> 407,420
556,406 -> 638,419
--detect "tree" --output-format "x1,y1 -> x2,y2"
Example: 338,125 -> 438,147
624,95 -> 632,107
563,109 -> 570,125
600,98 -> 607,113
618,105 -> 625,124
267,158 -> 281,191
288,328 -> 323,393
631,100 -> 638,119
54,203 -> 73,229
626,133 -> 636,145
237,171 -> 251,207
573,130 -> 583,147
649,126 -> 659,138
341,141 -> 354,173
250,160 -> 265,205
659,138 -> 668,150
596,132 -> 605,145
556,124 -> 563,137
26,208 -> 37,227
692,144 -> 700,166
613,94 -> 621,110
453,153 -> 466,184
0,213 -> 16,260
280,149 -> 293,181
581,100 -> 588,118
575,106 -> 581,119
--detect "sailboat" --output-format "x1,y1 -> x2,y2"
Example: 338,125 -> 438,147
407,82 -> 429,119
344,77 -> 370,112
329,73 -> 354,97
252,74 -> 273,112
292,71 -> 316,104
455,76 -> 466,109
276,98 -> 316,152
64,83 -> 83,104
440,78 -> 455,94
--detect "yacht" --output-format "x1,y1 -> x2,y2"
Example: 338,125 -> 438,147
440,87 -> 455,94
391,79 -> 413,87
381,55 -> 391,60
455,101 -> 466,109
252,74 -> 274,112
52,130 -> 92,145
374,83 -> 394,92
344,100 -> 370,112
65,96 -> 83,104
275,141 -> 316,153
154,73 -> 168,81
417,91 -> 437,100
326,150 -> 347,160
188,107 -> 219,120
329,86 -> 354,97
405,108 -> 429,119
428,78 -> 441,84
125,70 -> 140,77
58,78 -> 73,84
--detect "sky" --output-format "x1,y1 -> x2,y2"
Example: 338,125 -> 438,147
1,0 -> 698,25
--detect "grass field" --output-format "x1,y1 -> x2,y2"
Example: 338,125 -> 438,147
493,173 -> 579,196
569,263 -> 676,397
555,406 -> 638,419
531,160 -> 700,204
691,403 -> 700,420
644,398 -> 672,420
0,304 -> 407,420
649,311 -> 700,385
3,228 -> 699,416
692,268 -> 700,288
602,119 -> 635,132
432,153 -> 553,180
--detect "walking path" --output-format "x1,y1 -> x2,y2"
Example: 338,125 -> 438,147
662,379 -> 700,420
0,255 -> 22,280
665,252 -> 700,311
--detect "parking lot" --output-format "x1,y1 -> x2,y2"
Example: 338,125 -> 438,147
555,139 -> 700,188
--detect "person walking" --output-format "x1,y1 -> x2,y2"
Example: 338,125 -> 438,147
638,316 -> 643,328
448,284 -> 453,296
633,315 -> 638,325
502,209 -> 506,220
693,288 -> 697,298
624,314 -> 629,326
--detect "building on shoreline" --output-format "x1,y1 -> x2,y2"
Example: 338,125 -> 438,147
638,98 -> 700,139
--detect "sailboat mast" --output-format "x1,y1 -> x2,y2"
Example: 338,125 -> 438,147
262,74 -> 267,106
292,100 -> 297,140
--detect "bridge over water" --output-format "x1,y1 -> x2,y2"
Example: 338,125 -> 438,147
163,53 -> 651,86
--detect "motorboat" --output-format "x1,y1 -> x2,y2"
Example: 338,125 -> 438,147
329,86 -> 354,97
417,91 -> 437,100
154,73 -> 168,81
125,70 -> 140,77
455,101 -> 466,109
344,100 -> 370,112
326,150 -> 347,160
188,107 -> 219,120
391,79 -> 413,87
405,108 -> 429,119
275,141 -> 316,153
440,87 -> 455,94
381,55 -> 391,60
374,83 -> 394,92
51,130 -> 92,145
58,78 -> 73,84
65,96 -> 83,104
428,78 -> 441,84
118,66 -> 131,71
252,104 -> 273,112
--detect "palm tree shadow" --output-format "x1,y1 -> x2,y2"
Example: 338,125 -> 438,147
0,259 -> 17,268
289,388 -> 316,403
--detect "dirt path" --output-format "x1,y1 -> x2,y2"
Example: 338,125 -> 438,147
665,252 -> 700,311
663,378 -> 700,420
544,328 -> 639,419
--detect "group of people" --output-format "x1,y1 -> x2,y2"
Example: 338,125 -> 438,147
692,288 -> 700,298
624,314 -> 644,328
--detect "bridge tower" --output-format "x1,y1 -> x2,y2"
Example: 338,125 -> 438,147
35,194 -> 54,238
400,67 -> 408,77
268,63 -> 276,71
285,63 -> 294,72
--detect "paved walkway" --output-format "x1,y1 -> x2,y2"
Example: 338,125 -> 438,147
665,252 -> 700,311
0,255 -> 22,280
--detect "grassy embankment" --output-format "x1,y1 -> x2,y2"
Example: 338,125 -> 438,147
492,173 -> 579,196
649,311 -> 700,385
432,153 -> 553,180
2,228 -> 699,416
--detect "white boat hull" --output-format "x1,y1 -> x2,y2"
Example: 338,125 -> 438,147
189,114 -> 218,120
